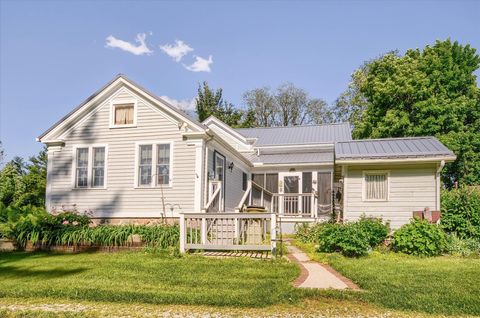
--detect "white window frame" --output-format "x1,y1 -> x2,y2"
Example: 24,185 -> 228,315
362,170 -> 390,202
134,141 -> 174,188
71,144 -> 108,189
109,99 -> 137,128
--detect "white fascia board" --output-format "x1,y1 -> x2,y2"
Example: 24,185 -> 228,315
335,155 -> 457,165
39,76 -> 205,143
202,116 -> 249,144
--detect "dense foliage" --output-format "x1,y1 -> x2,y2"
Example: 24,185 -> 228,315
0,149 -> 47,208
445,233 -> 480,257
295,217 -> 389,257
346,40 -> 480,187
392,219 -> 447,256
441,186 -> 480,239
0,205 -> 179,249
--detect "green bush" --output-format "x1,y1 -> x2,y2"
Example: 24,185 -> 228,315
316,222 -> 371,257
445,233 -> 480,257
0,205 -> 179,250
392,219 -> 447,256
356,216 -> 390,247
441,187 -> 480,239
295,217 -> 389,257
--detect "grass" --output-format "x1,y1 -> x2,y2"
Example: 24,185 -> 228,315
0,251 -> 299,308
294,240 -> 480,316
1,248 -> 480,317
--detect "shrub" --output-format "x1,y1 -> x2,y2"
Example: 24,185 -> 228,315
445,233 -> 480,257
441,187 -> 480,239
392,219 -> 447,256
356,216 -> 390,247
295,217 -> 389,257
316,222 -> 371,257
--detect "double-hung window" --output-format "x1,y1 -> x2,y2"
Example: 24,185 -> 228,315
75,148 -> 89,188
92,147 -> 106,187
136,142 -> 172,187
363,171 -> 389,201
74,145 -> 107,189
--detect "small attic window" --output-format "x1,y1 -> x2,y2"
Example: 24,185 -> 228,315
111,102 -> 136,127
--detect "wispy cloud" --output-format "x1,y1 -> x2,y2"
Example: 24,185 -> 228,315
105,33 -> 153,56
183,55 -> 213,72
160,95 -> 196,115
159,40 -> 193,62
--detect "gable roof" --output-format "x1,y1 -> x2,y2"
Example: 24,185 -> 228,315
38,74 -> 206,142
235,123 -> 352,146
335,137 -> 456,161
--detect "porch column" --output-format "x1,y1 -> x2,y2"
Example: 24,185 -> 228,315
189,139 -> 204,213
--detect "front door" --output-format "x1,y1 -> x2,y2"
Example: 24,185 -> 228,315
279,172 -> 302,215
213,151 -> 225,211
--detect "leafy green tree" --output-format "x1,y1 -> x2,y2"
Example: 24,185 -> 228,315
0,157 -> 26,206
0,141 -> 4,166
195,81 -> 249,127
348,40 -> 480,187
0,148 -> 47,207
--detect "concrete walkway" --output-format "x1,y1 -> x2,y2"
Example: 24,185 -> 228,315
287,245 -> 358,290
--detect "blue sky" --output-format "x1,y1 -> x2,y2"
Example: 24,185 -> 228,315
1,0 -> 479,161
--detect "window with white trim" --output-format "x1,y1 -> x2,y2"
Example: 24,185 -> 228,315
75,148 -> 89,188
74,146 -> 107,188
112,103 -> 135,127
364,172 -> 389,201
136,143 -> 172,187
138,145 -> 153,186
92,147 -> 105,187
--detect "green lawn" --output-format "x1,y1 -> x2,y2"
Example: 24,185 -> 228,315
1,249 -> 480,317
295,241 -> 480,316
0,251 -> 299,307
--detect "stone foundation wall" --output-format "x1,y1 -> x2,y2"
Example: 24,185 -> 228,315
90,217 -> 179,226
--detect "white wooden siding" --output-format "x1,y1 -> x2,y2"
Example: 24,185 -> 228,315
344,163 -> 437,229
47,88 -> 196,218
207,143 -> 248,211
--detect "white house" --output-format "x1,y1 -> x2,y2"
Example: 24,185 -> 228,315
37,75 -> 456,232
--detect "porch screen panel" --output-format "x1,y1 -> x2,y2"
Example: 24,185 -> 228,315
302,172 -> 312,193
264,173 -> 278,212
317,172 -> 332,205
251,173 -> 264,206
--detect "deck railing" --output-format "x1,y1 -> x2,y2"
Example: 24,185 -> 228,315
179,212 -> 276,253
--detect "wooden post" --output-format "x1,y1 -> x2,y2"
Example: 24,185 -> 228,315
270,213 -> 277,257
201,217 -> 207,245
179,213 -> 186,253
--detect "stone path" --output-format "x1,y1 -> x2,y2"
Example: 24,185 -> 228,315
287,245 -> 358,290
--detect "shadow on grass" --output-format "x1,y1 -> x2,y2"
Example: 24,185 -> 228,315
0,265 -> 87,279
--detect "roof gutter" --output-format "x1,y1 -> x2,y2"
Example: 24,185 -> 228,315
335,155 -> 456,165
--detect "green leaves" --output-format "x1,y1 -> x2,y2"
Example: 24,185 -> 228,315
392,219 -> 447,256
441,187 -> 480,239
350,39 -> 480,187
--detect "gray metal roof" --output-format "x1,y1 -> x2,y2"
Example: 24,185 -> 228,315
335,137 -> 455,160
235,123 -> 352,146
244,151 -> 333,165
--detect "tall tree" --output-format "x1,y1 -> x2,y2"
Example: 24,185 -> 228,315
195,81 -> 248,127
243,82 -> 332,127
195,81 -> 223,122
349,39 -> 480,187
0,141 -> 4,166
0,148 -> 47,207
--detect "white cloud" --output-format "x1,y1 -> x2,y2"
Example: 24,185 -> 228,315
183,55 -> 213,72
160,95 -> 196,114
105,33 -> 153,56
159,40 -> 194,62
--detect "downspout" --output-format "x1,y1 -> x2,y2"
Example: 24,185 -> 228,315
436,160 -> 445,211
